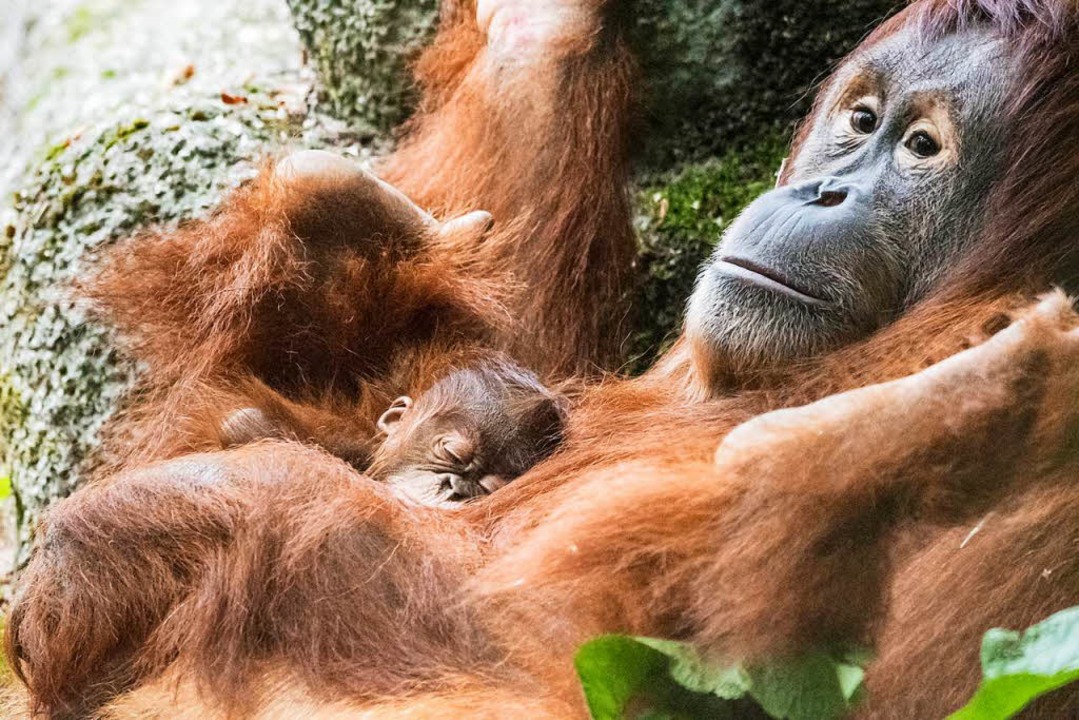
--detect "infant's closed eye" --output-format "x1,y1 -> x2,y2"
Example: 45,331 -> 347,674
435,435 -> 475,466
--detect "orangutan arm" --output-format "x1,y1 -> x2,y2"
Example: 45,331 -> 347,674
103,0 -> 642,384
7,444 -> 484,719
477,293 -> 1079,662
90,154 -> 499,393
93,0 -> 640,466
382,0 -> 639,376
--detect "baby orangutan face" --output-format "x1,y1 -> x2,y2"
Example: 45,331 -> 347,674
368,362 -> 566,508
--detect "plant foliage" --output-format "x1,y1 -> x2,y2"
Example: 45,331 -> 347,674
575,635 -> 865,720
576,607 -> 1079,720
947,606 -> 1079,720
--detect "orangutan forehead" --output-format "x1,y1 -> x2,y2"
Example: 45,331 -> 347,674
829,26 -> 1015,111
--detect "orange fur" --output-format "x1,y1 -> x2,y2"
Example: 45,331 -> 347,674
87,159 -> 512,471
382,1 -> 638,376
7,2 -> 1079,719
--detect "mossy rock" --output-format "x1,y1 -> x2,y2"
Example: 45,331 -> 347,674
0,0 -> 357,563
287,0 -> 440,131
1,0 -> 308,199
630,0 -> 898,167
628,136 -> 787,369
284,0 -> 898,162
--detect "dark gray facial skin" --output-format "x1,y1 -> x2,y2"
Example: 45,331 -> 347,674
686,25 -> 1017,386
368,364 -> 566,508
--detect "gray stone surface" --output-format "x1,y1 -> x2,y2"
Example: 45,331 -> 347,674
0,0 -> 370,562
630,0 -> 899,168
287,0 -> 439,132
282,0 -> 898,165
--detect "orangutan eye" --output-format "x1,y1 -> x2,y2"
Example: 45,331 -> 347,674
850,108 -> 878,134
435,436 -> 472,466
906,131 -> 941,158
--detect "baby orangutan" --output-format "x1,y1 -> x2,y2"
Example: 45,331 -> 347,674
219,359 -> 567,507
368,360 -> 568,507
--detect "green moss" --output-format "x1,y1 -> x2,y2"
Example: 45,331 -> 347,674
628,135 -> 789,369
67,6 -> 99,43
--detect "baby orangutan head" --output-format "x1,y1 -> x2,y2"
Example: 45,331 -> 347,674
368,360 -> 567,507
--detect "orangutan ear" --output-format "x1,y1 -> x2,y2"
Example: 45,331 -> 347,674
438,211 -> 495,245
378,396 -> 414,435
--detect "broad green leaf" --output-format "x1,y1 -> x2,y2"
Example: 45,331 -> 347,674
575,635 -> 866,720
0,476 -> 11,501
574,635 -> 736,720
948,606 -> 1079,720
576,635 -> 672,720
637,638 -> 750,699
748,654 -> 858,720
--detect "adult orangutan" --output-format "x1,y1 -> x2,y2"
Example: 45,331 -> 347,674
7,0 -> 1079,718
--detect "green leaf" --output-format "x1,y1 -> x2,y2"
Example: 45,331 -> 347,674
948,606 -> 1079,720
835,662 -> 866,703
748,654 -> 859,720
575,635 -> 866,720
637,638 -> 750,699
576,635 -> 672,720
0,477 -> 11,501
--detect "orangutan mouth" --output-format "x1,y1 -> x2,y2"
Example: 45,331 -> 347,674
716,257 -> 830,307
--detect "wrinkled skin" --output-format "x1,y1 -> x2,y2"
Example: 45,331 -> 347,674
688,29 -> 1015,382
369,361 -> 567,507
